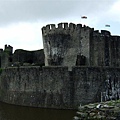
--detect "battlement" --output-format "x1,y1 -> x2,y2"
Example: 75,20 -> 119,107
93,30 -> 100,36
0,49 -> 3,52
4,44 -> 13,54
93,30 -> 111,37
101,30 -> 111,36
42,22 -> 91,35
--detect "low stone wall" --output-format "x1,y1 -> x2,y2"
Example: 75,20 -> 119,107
0,66 -> 120,109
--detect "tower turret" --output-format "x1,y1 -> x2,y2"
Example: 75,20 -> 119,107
1,44 -> 13,68
42,23 -> 92,69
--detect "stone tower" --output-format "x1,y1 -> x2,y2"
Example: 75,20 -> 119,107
1,44 -> 13,68
42,23 -> 92,69
42,23 -> 120,69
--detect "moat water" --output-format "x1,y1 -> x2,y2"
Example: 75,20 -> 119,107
0,102 -> 76,120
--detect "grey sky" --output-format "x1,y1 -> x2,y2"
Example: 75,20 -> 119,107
0,0 -> 119,51
0,0 -> 115,25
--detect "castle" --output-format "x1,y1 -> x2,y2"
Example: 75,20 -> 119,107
0,23 -> 119,109
42,23 -> 120,69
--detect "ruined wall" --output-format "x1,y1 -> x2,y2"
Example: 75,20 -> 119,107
0,66 -> 120,109
13,49 -> 44,66
0,45 -> 45,68
1,45 -> 13,68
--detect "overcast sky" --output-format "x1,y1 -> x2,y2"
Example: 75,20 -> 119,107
0,0 -> 120,51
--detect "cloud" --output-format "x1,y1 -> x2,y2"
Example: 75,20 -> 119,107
0,0 -> 116,26
0,0 -> 119,51
107,0 -> 120,22
0,22 -> 43,51
0,0 -> 76,25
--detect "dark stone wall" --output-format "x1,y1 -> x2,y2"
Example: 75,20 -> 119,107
1,52 -> 10,68
42,23 -> 92,68
0,45 -> 13,68
90,31 -> 120,67
0,66 -> 120,109
111,36 -> 120,67
73,67 -> 102,106
0,49 -> 3,67
42,23 -> 120,68
12,49 -> 44,66
73,67 -> 120,106
0,66 -> 71,109
0,46 -> 45,68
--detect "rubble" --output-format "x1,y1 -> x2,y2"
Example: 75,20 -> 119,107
73,100 -> 120,120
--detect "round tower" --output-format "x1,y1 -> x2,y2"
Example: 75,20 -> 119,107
42,23 -> 91,69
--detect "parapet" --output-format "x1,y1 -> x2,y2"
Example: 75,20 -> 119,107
4,44 -> 13,50
0,49 -> 3,55
93,30 -> 100,36
93,30 -> 111,37
4,44 -> 13,54
111,35 -> 120,41
0,49 -> 3,52
101,30 -> 111,36
41,22 -> 91,35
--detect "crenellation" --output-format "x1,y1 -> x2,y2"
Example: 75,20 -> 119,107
101,30 -> 111,36
58,23 -> 63,28
69,23 -> 76,30
50,24 -> 56,29
81,25 -> 91,32
42,23 -> 91,36
94,30 -> 99,33
93,30 -> 100,36
76,24 -> 82,30
4,44 -> 7,50
41,27 -> 46,34
0,49 -> 3,53
83,24 -> 87,28
46,25 -> 51,31
64,23 -> 68,29
4,44 -> 13,55
91,28 -> 94,31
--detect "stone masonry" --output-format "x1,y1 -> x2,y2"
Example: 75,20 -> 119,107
42,23 -> 120,69
0,23 -> 119,109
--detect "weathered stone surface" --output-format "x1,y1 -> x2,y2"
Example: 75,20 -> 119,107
73,100 -> 120,120
42,23 -> 120,69
0,45 -> 45,68
0,66 -> 120,109
0,23 -> 119,110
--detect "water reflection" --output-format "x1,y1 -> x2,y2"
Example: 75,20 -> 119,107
0,102 -> 75,120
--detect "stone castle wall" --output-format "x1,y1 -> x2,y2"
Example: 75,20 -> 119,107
90,30 -> 120,67
42,23 -> 120,69
13,49 -> 44,66
0,23 -> 119,110
0,45 -> 45,68
0,66 -> 120,109
42,23 -> 92,68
